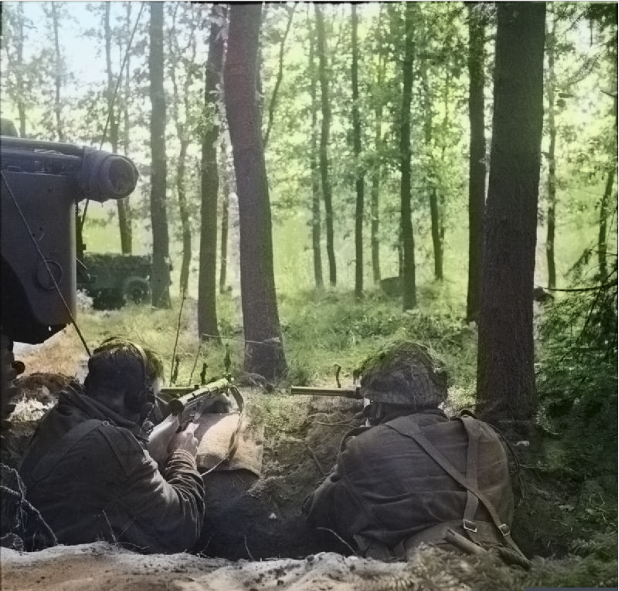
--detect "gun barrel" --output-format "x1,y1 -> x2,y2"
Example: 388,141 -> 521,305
290,386 -> 360,399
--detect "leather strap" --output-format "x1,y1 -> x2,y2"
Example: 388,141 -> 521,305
385,417 -> 527,559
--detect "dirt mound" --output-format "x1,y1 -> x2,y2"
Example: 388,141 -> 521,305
1,540 -> 532,591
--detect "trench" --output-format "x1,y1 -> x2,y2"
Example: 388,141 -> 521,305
1,374 -> 359,561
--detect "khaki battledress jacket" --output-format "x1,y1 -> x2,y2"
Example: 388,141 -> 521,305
19,385 -> 205,554
305,409 -> 514,557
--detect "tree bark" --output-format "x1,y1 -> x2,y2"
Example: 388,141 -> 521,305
370,7 -> 386,285
308,10 -> 323,290
104,2 -> 132,255
48,3 -> 65,142
545,8 -> 557,290
466,2 -> 486,322
263,4 -> 297,150
218,138 -> 231,295
315,4 -> 336,287
168,3 -> 199,299
352,4 -> 365,299
400,3 -> 416,310
224,3 -> 287,381
148,1 -> 171,308
476,2 -> 546,437
198,5 -> 226,341
420,55 -> 443,282
598,97 -> 617,284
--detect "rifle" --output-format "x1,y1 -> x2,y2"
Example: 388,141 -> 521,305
160,377 -> 244,430
159,377 -> 245,474
290,386 -> 361,399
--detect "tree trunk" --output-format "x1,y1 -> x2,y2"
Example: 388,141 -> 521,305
598,97 -> 617,284
177,140 -> 192,297
476,2 -> 546,437
13,4 -> 27,136
420,56 -> 443,282
599,165 -> 616,285
218,138 -> 231,295
370,10 -> 386,285
50,3 -> 64,142
224,3 -> 287,381
466,2 -> 486,322
315,4 -> 336,287
148,1 -> 171,309
545,8 -> 557,290
308,10 -> 323,290
400,3 -> 416,311
104,2 -> 132,255
198,5 -> 226,341
352,4 -> 365,299
168,4 -> 198,299
264,5 -> 296,150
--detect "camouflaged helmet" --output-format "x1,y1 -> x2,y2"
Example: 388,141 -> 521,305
358,341 -> 448,409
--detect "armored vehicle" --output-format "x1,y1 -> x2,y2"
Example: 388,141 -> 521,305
77,252 -> 152,310
0,125 -> 139,429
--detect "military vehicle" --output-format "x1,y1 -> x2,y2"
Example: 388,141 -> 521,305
0,123 -> 139,429
77,252 -> 152,310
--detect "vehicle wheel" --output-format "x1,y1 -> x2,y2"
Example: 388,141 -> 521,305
93,289 -> 123,310
123,276 -> 151,305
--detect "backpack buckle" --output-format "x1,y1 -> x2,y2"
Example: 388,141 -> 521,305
499,523 -> 511,537
462,519 -> 477,533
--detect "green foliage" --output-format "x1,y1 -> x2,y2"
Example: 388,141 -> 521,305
536,261 -> 618,482
279,289 -> 477,404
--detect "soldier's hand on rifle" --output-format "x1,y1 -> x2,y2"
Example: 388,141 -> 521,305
168,430 -> 199,457
147,414 -> 180,465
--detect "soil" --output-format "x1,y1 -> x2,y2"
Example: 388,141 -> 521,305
1,335 -> 616,590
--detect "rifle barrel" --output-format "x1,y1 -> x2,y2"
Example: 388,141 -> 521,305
290,386 -> 360,399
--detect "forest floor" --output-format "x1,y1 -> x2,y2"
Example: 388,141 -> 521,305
1,329 -> 617,590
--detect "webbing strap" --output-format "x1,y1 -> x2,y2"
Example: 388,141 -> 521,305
385,418 -> 526,558
461,416 -> 480,534
19,420 -> 104,484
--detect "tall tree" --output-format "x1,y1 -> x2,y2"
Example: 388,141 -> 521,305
263,4 -> 297,150
598,96 -> 617,285
476,2 -> 546,436
544,5 -> 558,290
41,2 -> 67,141
167,3 -> 202,298
103,2 -> 132,255
315,4 -> 336,287
351,4 -> 365,299
1,3 -> 36,137
308,10 -> 324,290
466,2 -> 487,321
224,3 -> 287,380
148,1 -> 171,309
218,137 -> 232,295
198,5 -> 226,342
400,3 -> 417,310
369,5 -> 387,285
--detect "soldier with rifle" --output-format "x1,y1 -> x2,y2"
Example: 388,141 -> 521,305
17,338 -> 230,553
302,341 -> 529,567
